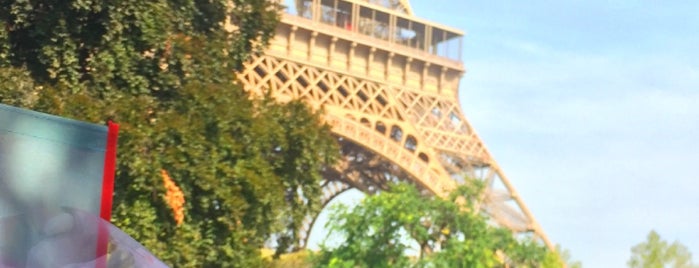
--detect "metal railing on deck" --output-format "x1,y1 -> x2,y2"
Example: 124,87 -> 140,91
279,0 -> 463,62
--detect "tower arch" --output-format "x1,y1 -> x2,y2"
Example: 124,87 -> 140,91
240,0 -> 555,250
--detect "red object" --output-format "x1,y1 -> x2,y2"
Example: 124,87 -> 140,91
99,121 -> 119,222
96,121 -> 119,266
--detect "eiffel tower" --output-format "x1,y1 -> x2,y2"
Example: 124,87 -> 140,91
239,0 -> 554,250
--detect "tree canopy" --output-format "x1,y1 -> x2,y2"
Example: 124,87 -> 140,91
0,0 -> 340,266
628,230 -> 697,268
0,0 -> 278,94
312,182 -> 565,268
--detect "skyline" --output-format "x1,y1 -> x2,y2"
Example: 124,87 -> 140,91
409,1 -> 698,267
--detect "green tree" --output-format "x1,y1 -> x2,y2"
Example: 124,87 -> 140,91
628,230 -> 697,268
0,0 -> 341,266
312,182 -> 564,268
556,245 -> 583,268
0,0 -> 278,95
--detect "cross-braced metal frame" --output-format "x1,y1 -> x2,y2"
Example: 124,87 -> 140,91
240,0 -> 554,250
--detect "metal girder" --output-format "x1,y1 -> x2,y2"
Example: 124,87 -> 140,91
238,3 -> 554,250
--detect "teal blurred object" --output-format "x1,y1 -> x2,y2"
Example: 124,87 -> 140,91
0,104 -> 109,218
0,104 -> 162,267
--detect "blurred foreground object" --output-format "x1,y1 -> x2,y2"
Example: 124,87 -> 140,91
22,207 -> 168,268
0,104 -> 164,267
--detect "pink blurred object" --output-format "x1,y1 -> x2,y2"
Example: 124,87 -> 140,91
1,208 -> 168,268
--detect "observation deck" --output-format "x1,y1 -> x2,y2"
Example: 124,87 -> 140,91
271,0 -> 465,97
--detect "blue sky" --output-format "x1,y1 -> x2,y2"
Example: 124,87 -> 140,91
409,1 -> 699,267
309,1 -> 699,267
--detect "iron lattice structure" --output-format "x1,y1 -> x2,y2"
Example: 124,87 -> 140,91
239,0 -> 554,250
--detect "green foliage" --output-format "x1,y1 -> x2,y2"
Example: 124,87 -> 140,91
0,0 -> 279,95
0,0 -> 342,266
264,249 -> 313,268
0,66 -> 38,107
555,245 -> 583,268
312,182 -> 563,268
628,230 -> 698,268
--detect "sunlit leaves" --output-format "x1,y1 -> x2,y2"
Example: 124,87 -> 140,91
313,182 -> 563,268
628,230 -> 697,268
0,0 -> 279,96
